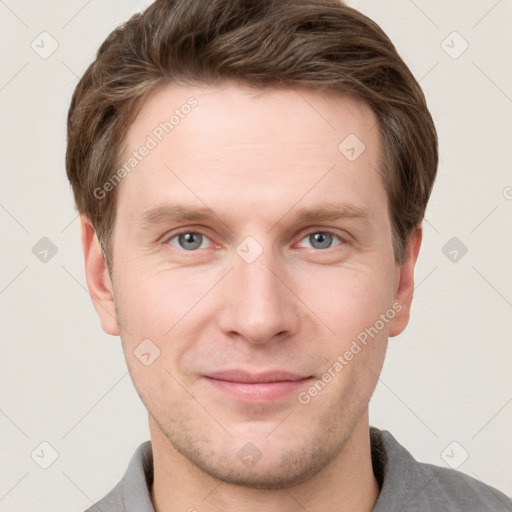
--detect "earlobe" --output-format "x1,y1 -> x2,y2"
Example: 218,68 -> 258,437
80,216 -> 120,336
388,227 -> 422,338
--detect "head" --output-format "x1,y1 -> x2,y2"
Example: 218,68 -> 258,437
67,0 -> 437,489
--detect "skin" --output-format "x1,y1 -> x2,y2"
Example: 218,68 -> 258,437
81,80 -> 422,512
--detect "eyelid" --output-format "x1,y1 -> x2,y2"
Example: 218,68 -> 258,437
164,228 -> 216,250
163,227 -> 347,251
294,228 -> 346,249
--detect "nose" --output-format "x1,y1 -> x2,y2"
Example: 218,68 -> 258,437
216,246 -> 301,345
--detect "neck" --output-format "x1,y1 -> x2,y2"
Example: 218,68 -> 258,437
149,412 -> 380,512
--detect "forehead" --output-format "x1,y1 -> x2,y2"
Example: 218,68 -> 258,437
126,80 -> 379,153
117,81 -> 385,224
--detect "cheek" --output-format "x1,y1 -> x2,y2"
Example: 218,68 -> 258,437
113,266 -> 210,382
122,350 -> 193,428
114,267 -> 197,339
296,264 -> 393,343
295,264 -> 392,395
298,268 -> 391,408
114,271 -> 198,408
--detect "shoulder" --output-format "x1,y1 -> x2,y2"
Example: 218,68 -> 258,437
371,427 -> 512,512
82,441 -> 154,512
423,462 -> 512,511
82,481 -> 124,512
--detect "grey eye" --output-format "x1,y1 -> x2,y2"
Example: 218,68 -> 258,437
308,232 -> 334,250
296,231 -> 343,250
175,232 -> 204,250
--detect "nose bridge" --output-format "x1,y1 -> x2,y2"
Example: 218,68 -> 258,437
217,239 -> 300,344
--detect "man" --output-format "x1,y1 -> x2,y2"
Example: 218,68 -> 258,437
65,0 -> 512,510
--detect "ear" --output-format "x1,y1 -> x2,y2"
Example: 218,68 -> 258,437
388,227 -> 422,338
80,216 -> 120,336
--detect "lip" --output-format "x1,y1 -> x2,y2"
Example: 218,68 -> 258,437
202,370 -> 313,402
205,370 -> 309,383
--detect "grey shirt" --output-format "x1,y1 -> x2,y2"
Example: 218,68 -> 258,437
84,427 -> 512,511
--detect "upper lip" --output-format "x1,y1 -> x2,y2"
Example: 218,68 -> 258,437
204,370 -> 311,383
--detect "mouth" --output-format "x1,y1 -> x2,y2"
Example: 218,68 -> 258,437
202,370 -> 314,402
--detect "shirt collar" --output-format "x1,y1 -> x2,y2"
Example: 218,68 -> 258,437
370,427 -> 441,511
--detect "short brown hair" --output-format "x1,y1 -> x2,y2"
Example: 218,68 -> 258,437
66,0 -> 438,269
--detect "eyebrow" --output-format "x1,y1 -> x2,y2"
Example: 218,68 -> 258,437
138,202 -> 372,230
139,205 -> 214,227
292,202 -> 372,224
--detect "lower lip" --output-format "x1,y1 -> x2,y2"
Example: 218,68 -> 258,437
203,377 -> 313,402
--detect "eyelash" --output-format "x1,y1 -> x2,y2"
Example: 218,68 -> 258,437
163,229 -> 346,252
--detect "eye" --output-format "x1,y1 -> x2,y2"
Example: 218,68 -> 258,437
167,231 -> 211,251
297,231 -> 343,250
165,229 -> 344,252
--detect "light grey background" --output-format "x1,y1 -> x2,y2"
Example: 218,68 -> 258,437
0,1 -> 511,510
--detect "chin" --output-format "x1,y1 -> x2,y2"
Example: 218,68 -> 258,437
197,459 -> 326,490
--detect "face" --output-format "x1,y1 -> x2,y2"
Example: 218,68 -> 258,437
83,80 -> 419,489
